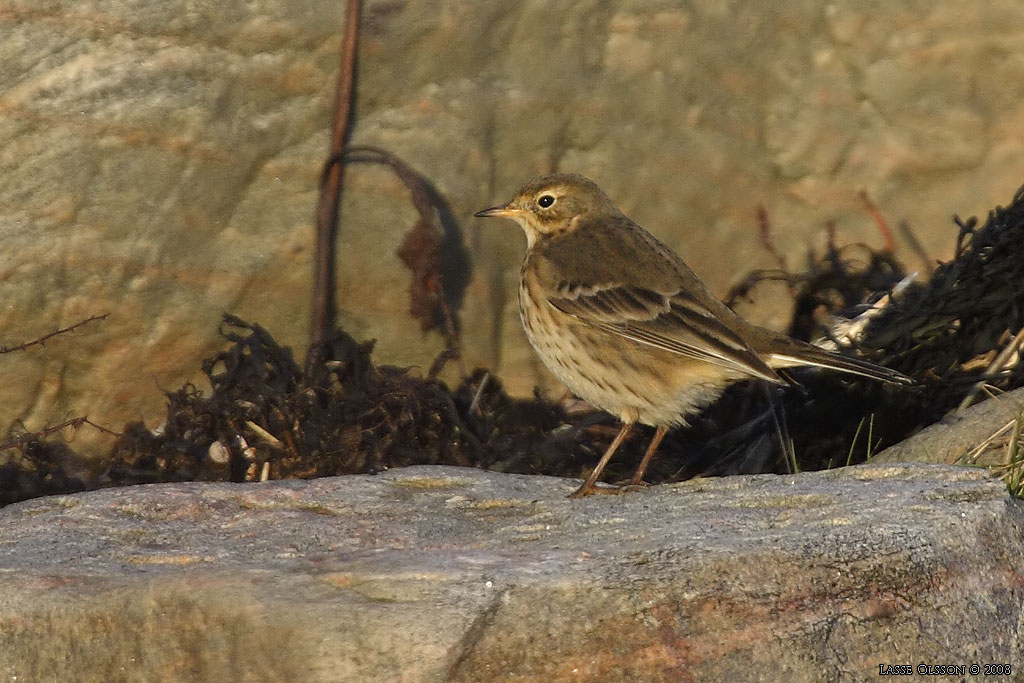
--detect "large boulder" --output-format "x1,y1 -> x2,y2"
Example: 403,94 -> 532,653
0,464 -> 1020,681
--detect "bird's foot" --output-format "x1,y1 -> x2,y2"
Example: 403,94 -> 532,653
568,482 -> 624,498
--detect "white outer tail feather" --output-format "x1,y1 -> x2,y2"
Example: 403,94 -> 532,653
768,353 -> 911,384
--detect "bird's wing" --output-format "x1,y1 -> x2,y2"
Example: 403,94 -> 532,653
547,283 -> 784,383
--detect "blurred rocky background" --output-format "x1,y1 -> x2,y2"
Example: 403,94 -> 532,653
3,0 -> 1024,457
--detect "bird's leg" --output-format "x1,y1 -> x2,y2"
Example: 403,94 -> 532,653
570,421 -> 634,498
628,425 -> 668,486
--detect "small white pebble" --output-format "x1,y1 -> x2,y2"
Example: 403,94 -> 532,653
207,441 -> 230,465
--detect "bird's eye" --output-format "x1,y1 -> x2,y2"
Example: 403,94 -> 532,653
537,194 -> 555,209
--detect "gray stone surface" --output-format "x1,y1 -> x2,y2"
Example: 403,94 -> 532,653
0,464 -> 1020,682
4,1 -> 1024,455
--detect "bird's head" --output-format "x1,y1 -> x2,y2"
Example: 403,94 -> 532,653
475,173 -> 616,247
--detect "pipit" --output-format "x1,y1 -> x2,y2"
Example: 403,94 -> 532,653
476,173 -> 910,498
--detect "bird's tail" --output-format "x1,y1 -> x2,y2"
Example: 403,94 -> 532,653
765,338 -> 912,385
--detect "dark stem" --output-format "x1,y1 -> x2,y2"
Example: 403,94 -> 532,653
0,314 -> 108,354
310,0 -> 362,355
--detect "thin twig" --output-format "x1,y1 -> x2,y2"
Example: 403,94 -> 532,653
245,420 -> 285,450
427,348 -> 459,381
1,313 -> 109,354
858,189 -> 896,253
270,406 -> 301,458
0,416 -> 120,452
443,393 -> 483,458
957,326 -> 1024,413
81,417 -> 122,437
756,206 -> 789,272
959,417 -> 1017,466
896,219 -> 934,275
311,0 -> 362,353
756,206 -> 798,299
469,372 -> 490,416
764,386 -> 796,473
814,272 -> 917,350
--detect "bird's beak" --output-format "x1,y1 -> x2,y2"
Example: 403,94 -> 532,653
474,203 -> 521,218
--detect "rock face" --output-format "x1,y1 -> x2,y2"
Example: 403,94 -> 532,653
4,1 -> 1024,454
0,464 -> 1020,682
870,386 -> 1024,466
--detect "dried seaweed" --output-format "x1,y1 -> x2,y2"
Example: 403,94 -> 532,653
341,145 -> 471,379
105,315 -> 581,486
866,189 -> 1024,381
698,187 -> 1024,476
0,438 -> 90,506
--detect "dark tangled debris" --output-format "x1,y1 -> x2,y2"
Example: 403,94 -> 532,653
0,439 -> 90,506
684,185 -> 1024,480
4,188 -> 1024,505
104,315 -> 585,487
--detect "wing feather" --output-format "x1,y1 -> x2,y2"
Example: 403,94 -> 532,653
548,284 -> 783,383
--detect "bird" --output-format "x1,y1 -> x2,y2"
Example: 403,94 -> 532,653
475,173 -> 911,498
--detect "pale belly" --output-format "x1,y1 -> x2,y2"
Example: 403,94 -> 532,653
518,279 -> 728,427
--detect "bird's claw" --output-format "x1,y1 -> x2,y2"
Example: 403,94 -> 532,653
568,482 -> 625,498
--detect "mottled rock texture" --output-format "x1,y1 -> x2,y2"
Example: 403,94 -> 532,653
0,464 -> 1020,682
4,1 -> 1024,453
871,386 -> 1024,467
